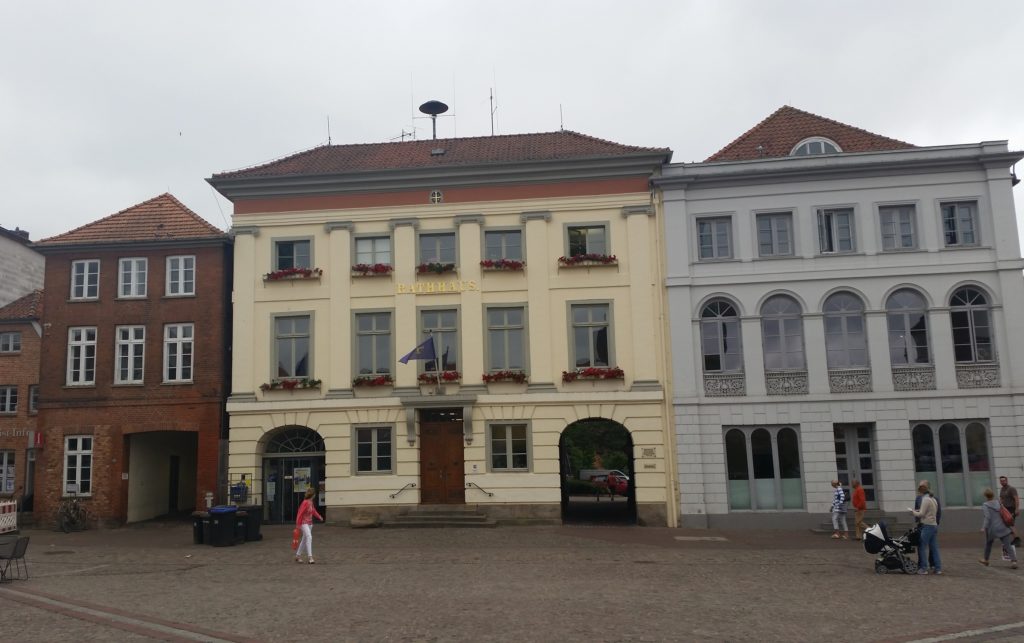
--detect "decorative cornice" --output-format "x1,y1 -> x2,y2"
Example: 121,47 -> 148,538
520,211 -> 552,223
324,388 -> 355,399
389,218 -> 420,230
227,392 -> 258,403
621,205 -> 653,218
324,221 -> 354,233
231,226 -> 260,237
526,382 -> 558,393
453,214 -> 484,227
629,380 -> 663,392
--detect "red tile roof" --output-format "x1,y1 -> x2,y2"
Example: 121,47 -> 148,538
0,289 -> 43,321
37,194 -> 225,246
706,106 -> 915,162
213,130 -> 671,178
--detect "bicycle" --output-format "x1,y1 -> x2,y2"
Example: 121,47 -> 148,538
56,495 -> 89,533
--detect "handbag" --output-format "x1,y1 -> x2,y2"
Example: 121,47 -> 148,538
291,527 -> 301,550
1000,505 -> 1015,527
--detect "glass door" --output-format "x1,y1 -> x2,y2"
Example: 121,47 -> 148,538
834,424 -> 877,508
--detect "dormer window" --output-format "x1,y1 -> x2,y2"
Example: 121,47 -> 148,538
791,137 -> 841,156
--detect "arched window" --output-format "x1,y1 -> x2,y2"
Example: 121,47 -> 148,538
886,289 -> 930,365
911,421 -> 993,508
791,137 -> 841,156
723,426 -> 803,511
265,427 -> 325,454
725,429 -> 750,510
966,423 -> 991,504
761,295 -> 805,370
950,287 -> 995,363
823,292 -> 868,368
701,300 -> 743,373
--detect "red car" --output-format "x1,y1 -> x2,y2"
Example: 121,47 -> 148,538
591,473 -> 629,495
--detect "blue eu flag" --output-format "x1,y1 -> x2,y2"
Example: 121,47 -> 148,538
399,336 -> 437,364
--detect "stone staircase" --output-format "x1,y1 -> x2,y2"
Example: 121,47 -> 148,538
813,510 -> 915,536
383,506 -> 497,529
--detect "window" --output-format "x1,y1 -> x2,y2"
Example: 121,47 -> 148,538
115,326 -> 145,384
484,230 -> 523,261
912,421 -> 992,507
70,260 -> 99,300
274,316 -> 310,379
166,256 -> 195,296
275,240 -> 311,270
823,293 -> 867,368
700,300 -> 742,372
886,289 -> 930,365
421,309 -> 458,372
0,386 -> 16,414
950,287 -> 994,363
791,138 -> 840,156
487,307 -> 525,372
419,232 -> 456,264
355,427 -> 393,473
0,450 -> 13,493
817,208 -> 855,253
697,217 -> 732,260
570,303 -> 611,368
879,205 -> 916,250
567,225 -> 608,257
28,385 -> 38,413
355,312 -> 391,376
941,201 -> 979,247
63,436 -> 92,495
761,295 -> 804,370
490,424 -> 529,471
0,332 -> 21,353
163,323 -> 194,382
354,237 -> 391,266
118,258 -> 147,298
67,327 -> 97,385
756,213 -> 793,257
725,426 -> 803,510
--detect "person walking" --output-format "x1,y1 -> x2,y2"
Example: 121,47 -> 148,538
294,486 -> 324,564
830,480 -> 848,540
999,476 -> 1021,548
851,479 -> 867,541
979,487 -> 1018,569
910,480 -> 942,575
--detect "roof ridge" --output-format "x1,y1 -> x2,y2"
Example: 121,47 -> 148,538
0,288 -> 43,320
38,193 -> 223,245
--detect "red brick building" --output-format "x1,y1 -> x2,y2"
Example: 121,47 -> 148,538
0,290 -> 43,513
34,194 -> 232,526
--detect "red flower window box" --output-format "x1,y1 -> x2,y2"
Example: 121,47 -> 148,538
264,267 -> 323,281
561,366 -> 624,382
352,263 -> 394,276
480,259 -> 525,271
557,254 -> 617,267
418,370 -> 461,383
482,370 -> 528,383
352,374 -> 394,387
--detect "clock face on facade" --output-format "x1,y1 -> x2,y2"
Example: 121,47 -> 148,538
429,190 -> 443,204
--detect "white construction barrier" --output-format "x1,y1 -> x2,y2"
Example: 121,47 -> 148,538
0,500 -> 16,534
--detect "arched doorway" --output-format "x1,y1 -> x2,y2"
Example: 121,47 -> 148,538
261,426 -> 325,523
559,418 -> 636,524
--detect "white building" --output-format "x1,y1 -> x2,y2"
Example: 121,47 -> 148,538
0,226 -> 43,307
658,107 -> 1024,530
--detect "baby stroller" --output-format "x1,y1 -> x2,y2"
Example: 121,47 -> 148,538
864,522 -> 921,574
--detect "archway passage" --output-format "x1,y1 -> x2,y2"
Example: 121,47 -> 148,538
559,418 -> 636,524
261,426 -> 325,523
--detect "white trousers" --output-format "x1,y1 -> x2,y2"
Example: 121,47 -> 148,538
296,523 -> 313,559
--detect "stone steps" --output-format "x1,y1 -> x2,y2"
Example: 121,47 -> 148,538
383,507 -> 497,529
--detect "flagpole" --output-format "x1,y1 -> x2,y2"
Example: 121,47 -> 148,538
431,332 -> 441,394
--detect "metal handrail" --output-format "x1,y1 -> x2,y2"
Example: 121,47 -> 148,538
465,482 -> 494,497
389,482 -> 417,499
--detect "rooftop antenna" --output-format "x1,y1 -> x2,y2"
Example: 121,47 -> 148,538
326,115 -> 331,144
559,104 -> 564,131
490,88 -> 497,136
418,100 -> 449,140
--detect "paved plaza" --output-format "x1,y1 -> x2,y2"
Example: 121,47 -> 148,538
0,522 -> 1020,642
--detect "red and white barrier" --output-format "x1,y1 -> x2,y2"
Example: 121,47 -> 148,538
0,500 -> 16,534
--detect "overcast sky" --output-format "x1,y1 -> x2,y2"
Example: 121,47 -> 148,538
2,1 -> 1022,242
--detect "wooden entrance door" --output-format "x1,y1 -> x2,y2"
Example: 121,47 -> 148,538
420,421 -> 465,504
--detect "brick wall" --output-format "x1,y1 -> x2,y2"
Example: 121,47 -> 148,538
0,319 -> 40,504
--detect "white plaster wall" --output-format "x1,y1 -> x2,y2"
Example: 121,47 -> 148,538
0,236 -> 43,307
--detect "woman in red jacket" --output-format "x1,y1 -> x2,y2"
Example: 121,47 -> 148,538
294,486 -> 324,564
852,479 -> 867,541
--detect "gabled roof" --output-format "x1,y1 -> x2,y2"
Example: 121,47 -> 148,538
36,193 -> 225,247
212,130 -> 671,179
705,106 -> 915,162
0,289 -> 43,321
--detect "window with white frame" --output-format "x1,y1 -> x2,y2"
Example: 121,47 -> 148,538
697,217 -> 732,260
791,138 -> 840,156
118,258 -> 147,298
0,450 -> 13,493
274,239 -> 311,270
823,292 -> 868,368
886,289 -> 930,365
0,332 -> 20,353
760,295 -> 804,370
570,303 -> 611,368
487,307 -> 525,372
354,236 -> 391,266
484,229 -> 523,261
163,323 -> 194,382
700,299 -> 742,373
70,260 -> 100,300
63,435 -> 92,495
950,287 -> 994,363
274,316 -> 310,379
418,232 -> 456,264
817,208 -> 855,253
29,385 -> 38,413
355,426 -> 393,473
756,213 -> 793,257
912,421 -> 992,507
0,386 -> 16,414
490,424 -> 529,471
941,201 -> 979,247
420,309 -> 458,372
67,327 -> 97,385
567,224 -> 608,257
724,426 -> 803,510
879,205 -> 917,250
354,312 -> 391,376
115,326 -> 145,384
166,256 -> 195,296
